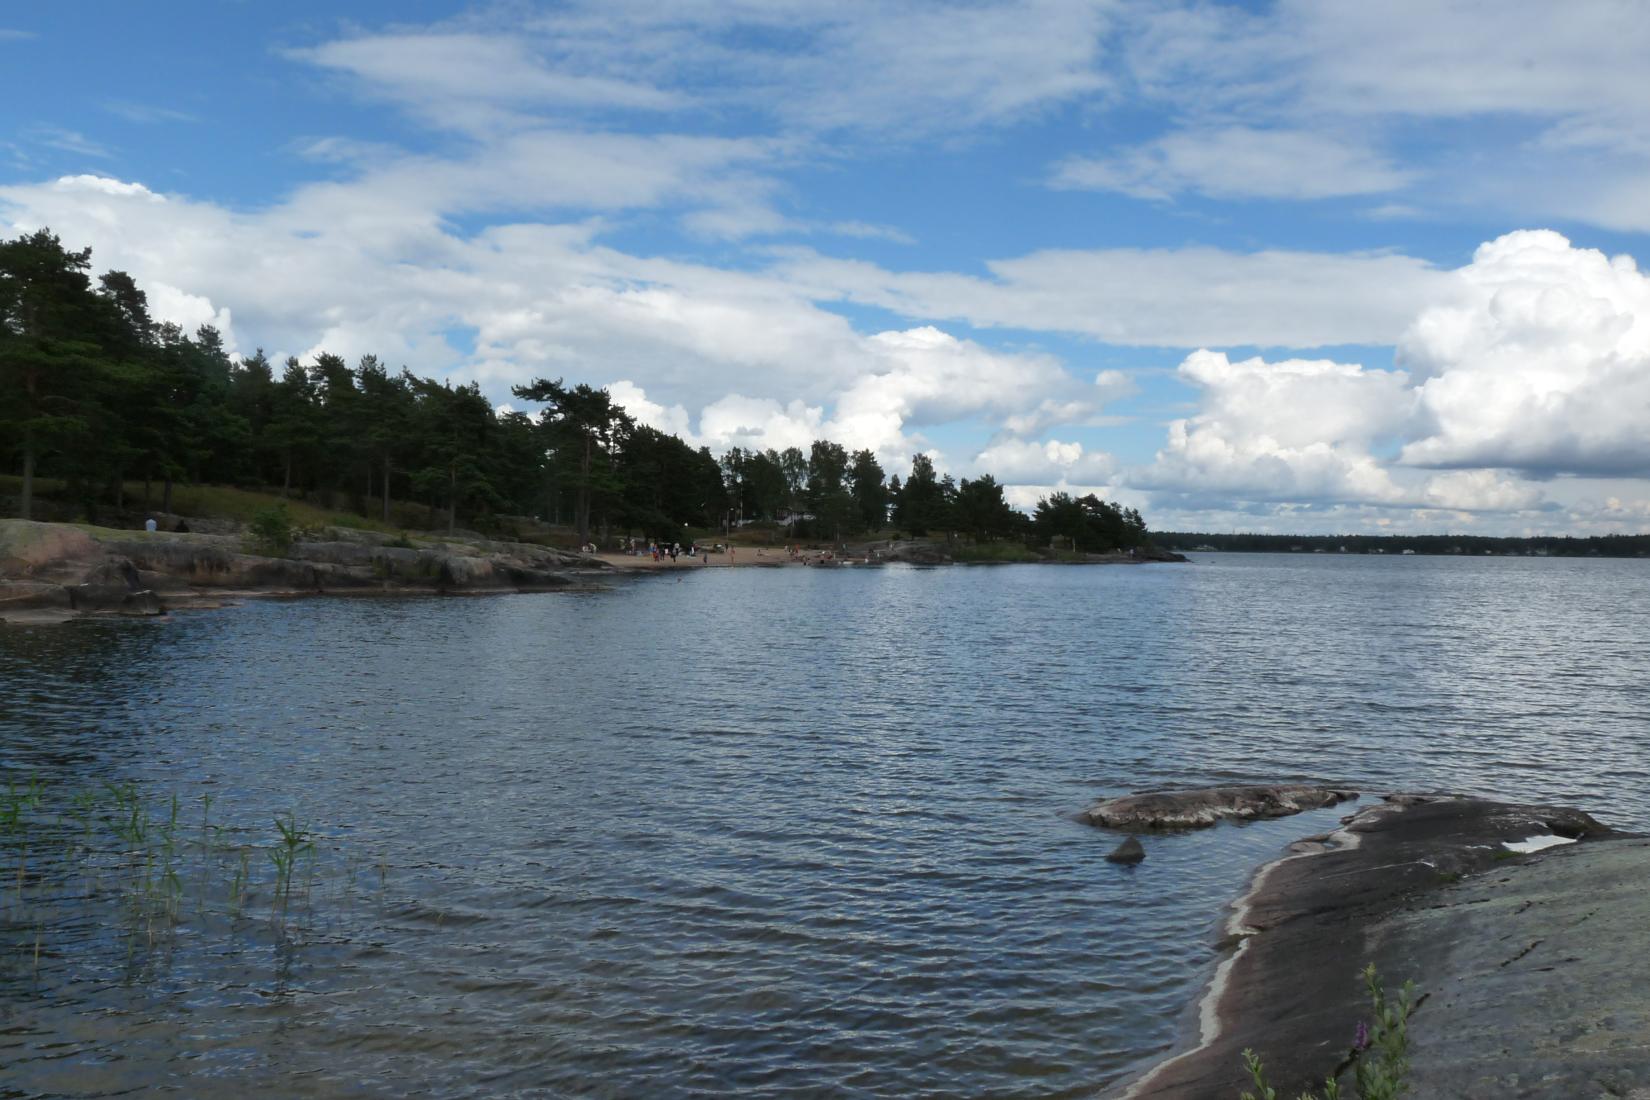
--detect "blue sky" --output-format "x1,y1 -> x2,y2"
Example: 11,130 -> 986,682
6,1 -> 1650,534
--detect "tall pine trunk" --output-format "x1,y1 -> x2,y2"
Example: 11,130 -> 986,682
382,453 -> 391,524
576,434 -> 593,546
448,461 -> 457,535
20,442 -> 35,521
162,475 -> 173,515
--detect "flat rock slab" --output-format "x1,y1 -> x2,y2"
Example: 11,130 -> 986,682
1082,784 -> 1360,830
1116,793 -> 1614,1099
1393,837 -> 1650,1098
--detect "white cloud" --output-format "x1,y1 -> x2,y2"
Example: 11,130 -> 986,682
1418,470 -> 1545,513
544,0 -> 1112,135
608,379 -> 695,439
1053,127 -> 1413,202
293,2 -> 1111,139
973,438 -> 1117,485
1399,230 -> 1650,476
292,32 -> 679,132
696,394 -> 827,454
776,245 -> 1452,348
605,326 -> 1090,469
1136,349 -> 1414,504
1109,1 -> 1650,230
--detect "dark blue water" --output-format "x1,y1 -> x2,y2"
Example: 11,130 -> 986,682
2,554 -> 1648,1097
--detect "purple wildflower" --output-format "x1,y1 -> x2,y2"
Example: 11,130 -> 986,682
1354,1021 -> 1371,1051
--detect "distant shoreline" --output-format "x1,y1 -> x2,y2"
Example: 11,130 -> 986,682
1162,531 -> 1650,558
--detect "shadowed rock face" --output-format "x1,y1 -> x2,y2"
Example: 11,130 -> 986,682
1114,793 -> 1617,1100
1081,785 -> 1360,830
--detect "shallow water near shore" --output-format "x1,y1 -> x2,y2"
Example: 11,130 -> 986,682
3,552 -> 1648,1097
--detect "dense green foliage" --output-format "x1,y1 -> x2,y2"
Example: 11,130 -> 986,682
247,503 -> 294,557
0,229 -> 1152,549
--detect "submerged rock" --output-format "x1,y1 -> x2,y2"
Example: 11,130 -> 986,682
1081,784 -> 1359,830
1105,836 -> 1146,864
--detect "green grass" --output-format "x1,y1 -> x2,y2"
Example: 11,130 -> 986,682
0,476 -> 413,534
149,484 -> 404,533
951,541 -> 1043,563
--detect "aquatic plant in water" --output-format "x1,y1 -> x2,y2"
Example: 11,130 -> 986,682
0,774 -> 382,984
1240,964 -> 1416,1100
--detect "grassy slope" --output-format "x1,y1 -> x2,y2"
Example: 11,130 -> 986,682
0,476 -> 406,534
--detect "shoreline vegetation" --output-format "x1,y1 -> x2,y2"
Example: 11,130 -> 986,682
2,229 -> 1162,566
1089,786 -> 1636,1099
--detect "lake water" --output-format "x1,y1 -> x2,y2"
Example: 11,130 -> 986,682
2,553 -> 1648,1097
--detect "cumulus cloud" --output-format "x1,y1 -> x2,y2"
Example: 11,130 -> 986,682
972,438 -> 1117,485
605,326 -> 1094,469
1116,231 -> 1650,520
1136,350 -> 1414,504
1398,230 -> 1650,477
1418,469 -> 1546,513
1131,343 -> 1569,519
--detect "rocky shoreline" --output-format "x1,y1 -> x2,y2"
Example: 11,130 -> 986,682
1091,786 -> 1642,1099
0,519 -> 610,623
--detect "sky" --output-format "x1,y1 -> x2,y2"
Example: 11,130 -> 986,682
5,1 -> 1650,536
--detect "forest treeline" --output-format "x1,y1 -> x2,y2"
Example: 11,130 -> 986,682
1160,531 -> 1650,557
0,229 -> 1150,551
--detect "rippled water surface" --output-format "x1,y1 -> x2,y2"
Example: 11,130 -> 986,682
3,553 -> 1648,1097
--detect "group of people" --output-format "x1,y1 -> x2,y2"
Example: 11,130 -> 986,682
783,543 -> 834,565
623,537 -> 718,565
